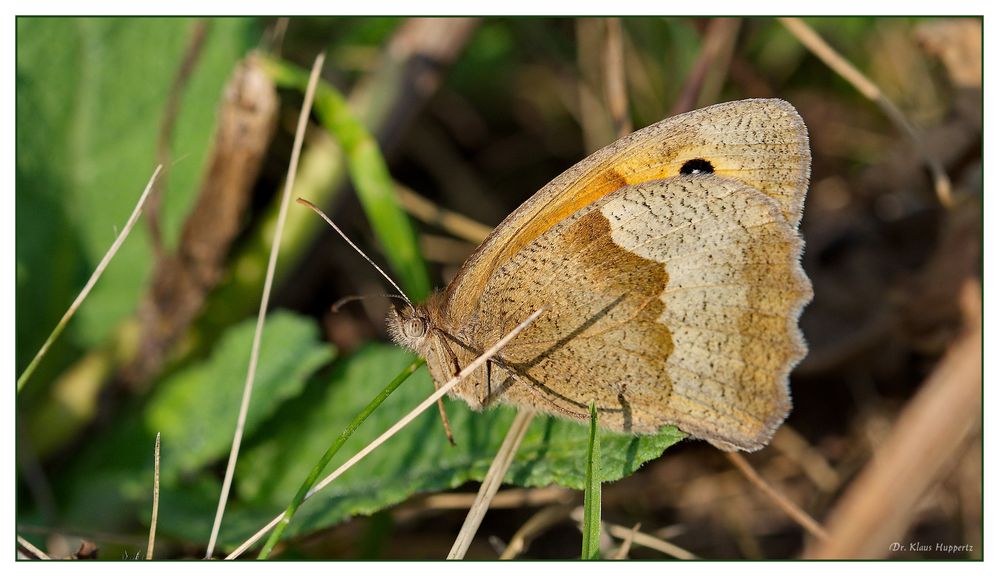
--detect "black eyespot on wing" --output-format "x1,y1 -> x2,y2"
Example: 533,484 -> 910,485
680,158 -> 714,175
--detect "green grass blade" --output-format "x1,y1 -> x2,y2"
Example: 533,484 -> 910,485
581,402 -> 602,560
259,55 -> 431,301
256,357 -> 425,559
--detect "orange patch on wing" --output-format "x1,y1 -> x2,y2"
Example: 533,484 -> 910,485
496,157 -> 680,268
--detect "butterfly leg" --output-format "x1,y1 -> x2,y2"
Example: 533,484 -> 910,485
432,379 -> 456,446
433,336 -> 461,446
484,360 -> 493,406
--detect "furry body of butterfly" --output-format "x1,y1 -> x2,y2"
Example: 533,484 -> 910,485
389,99 -> 812,452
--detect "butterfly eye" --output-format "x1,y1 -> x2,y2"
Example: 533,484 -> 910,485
679,158 -> 714,175
404,318 -> 427,339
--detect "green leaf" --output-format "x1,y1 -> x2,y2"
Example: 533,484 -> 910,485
52,310 -> 334,538
146,311 -> 334,479
234,343 -> 684,542
16,17 -> 258,372
581,402 -> 602,560
260,55 -> 431,301
257,357 -> 424,559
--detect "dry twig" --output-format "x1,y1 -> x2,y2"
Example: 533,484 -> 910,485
603,18 -> 631,138
779,17 -> 953,207
148,20 -> 208,255
771,426 -> 840,493
611,522 -> 641,559
569,507 -> 699,559
396,183 -> 492,244
726,452 -> 830,543
671,18 -> 741,115
500,503 -> 577,559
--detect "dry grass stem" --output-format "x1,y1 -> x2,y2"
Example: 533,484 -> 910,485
771,426 -> 840,493
226,516 -> 282,560
447,409 -> 535,559
603,18 -> 631,138
576,18 -> 616,152
611,522 -> 641,559
205,52 -> 326,559
418,487 -> 573,511
16,165 -> 163,393
225,306 -> 545,559
396,183 -> 492,244
500,503 -> 576,559
419,234 -> 479,265
570,507 -> 699,559
671,18 -> 741,115
805,280 -> 981,559
726,452 -> 830,543
146,433 -> 161,560
610,523 -> 697,559
696,18 -> 740,109
394,487 -> 574,525
779,17 -> 953,207
338,18 -> 480,204
17,535 -> 50,560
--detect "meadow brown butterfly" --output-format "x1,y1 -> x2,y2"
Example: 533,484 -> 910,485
389,99 -> 812,452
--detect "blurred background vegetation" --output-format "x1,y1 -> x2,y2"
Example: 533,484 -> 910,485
15,16 -> 981,560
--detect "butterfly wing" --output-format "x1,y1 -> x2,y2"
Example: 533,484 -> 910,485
453,174 -> 811,451
440,99 -> 810,329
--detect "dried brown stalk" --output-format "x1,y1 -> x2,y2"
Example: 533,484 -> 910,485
611,522 -> 641,559
780,17 -> 953,207
726,452 -> 830,543
603,18 -> 631,138
128,54 -> 279,386
671,18 -> 741,115
447,409 -> 535,559
569,507 -> 699,559
16,535 -> 50,560
500,503 -> 577,559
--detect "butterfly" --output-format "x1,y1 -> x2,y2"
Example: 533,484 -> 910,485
388,99 -> 812,452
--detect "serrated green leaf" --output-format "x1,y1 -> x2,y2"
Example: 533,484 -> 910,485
234,342 -> 683,543
146,311 -> 334,479
257,356 -> 424,559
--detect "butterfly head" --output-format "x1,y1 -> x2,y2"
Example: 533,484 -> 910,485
386,301 -> 432,355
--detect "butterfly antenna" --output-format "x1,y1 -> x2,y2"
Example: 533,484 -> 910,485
331,293 -> 409,313
297,198 -> 413,308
